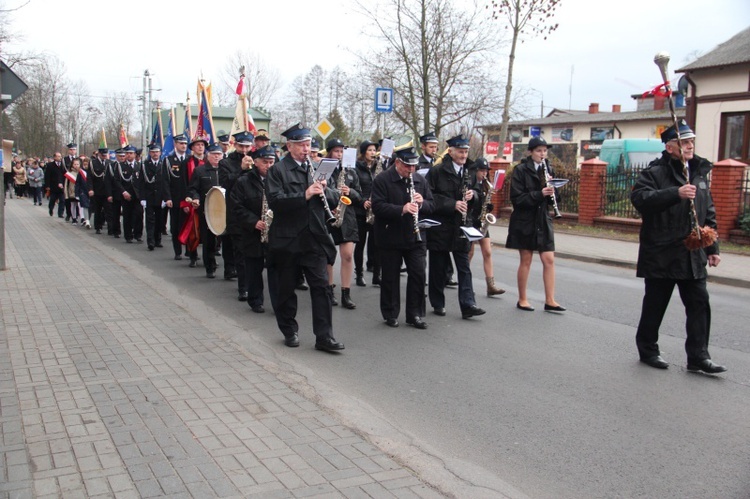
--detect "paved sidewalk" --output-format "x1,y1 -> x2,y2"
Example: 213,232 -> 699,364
0,202 -> 449,498
489,224 -> 750,288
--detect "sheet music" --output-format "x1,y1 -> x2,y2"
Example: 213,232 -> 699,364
342,148 -> 357,169
380,138 -> 395,158
493,169 -> 506,190
461,226 -> 485,241
314,158 -> 338,183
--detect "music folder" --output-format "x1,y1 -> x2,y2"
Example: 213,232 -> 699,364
460,226 -> 484,241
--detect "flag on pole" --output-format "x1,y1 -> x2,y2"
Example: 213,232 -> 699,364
118,123 -> 128,147
194,79 -> 216,144
151,107 -> 164,151
99,128 -> 107,150
183,94 -> 194,140
162,108 -> 176,157
231,72 -> 258,137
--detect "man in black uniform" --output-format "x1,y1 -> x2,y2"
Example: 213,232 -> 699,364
371,147 -> 434,328
217,131 -> 231,159
426,134 -> 485,320
163,134 -> 190,260
109,146 -> 142,242
187,143 -> 222,278
87,148 -> 111,234
230,145 -> 276,313
105,149 -> 126,237
44,152 -> 66,218
631,120 -> 726,374
417,131 -> 438,170
63,143 -> 78,221
265,123 -> 344,352
138,143 -> 169,251
219,130 -> 254,297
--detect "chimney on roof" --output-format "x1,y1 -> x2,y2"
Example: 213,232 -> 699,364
612,104 -> 621,113
589,103 -> 599,114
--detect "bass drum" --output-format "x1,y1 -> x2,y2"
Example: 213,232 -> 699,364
204,186 -> 227,236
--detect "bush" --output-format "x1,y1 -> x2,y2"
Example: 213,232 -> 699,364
739,209 -> 750,234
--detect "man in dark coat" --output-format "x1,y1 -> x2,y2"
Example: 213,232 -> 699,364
105,149 -> 126,237
87,148 -> 111,234
371,146 -> 434,328
630,120 -> 726,374
110,145 -> 143,243
162,134 -> 190,260
187,143 -> 222,278
44,152 -> 66,218
137,143 -> 169,250
62,143 -> 78,220
265,123 -> 344,352
219,131 -> 254,289
353,140 -> 380,286
230,145 -> 276,313
425,134 -> 485,320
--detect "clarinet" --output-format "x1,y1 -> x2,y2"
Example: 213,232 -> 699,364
460,166 -> 470,225
542,159 -> 563,219
306,156 -> 336,224
408,172 -> 422,242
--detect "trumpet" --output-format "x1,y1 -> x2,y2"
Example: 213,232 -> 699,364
306,155 -> 337,224
408,172 -> 422,242
542,159 -> 563,219
331,163 -> 352,228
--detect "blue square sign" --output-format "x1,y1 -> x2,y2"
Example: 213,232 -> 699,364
375,87 -> 394,113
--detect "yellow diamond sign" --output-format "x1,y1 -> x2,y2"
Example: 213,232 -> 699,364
314,118 -> 335,140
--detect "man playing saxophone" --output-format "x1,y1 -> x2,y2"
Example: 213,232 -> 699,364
230,145 -> 276,314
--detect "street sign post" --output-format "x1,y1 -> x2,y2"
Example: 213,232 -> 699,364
314,118 -> 335,141
375,87 -> 394,113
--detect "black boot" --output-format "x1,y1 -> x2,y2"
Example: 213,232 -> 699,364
372,267 -> 381,286
355,269 -> 366,287
341,288 -> 356,309
329,284 -> 338,306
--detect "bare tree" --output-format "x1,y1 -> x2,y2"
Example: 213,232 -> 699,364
100,91 -> 138,145
355,0 -> 504,142
0,0 -> 37,68
214,50 -> 282,108
488,0 -> 562,153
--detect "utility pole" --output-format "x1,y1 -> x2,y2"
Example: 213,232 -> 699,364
141,69 -> 149,152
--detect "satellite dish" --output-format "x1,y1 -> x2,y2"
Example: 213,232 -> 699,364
677,75 -> 689,95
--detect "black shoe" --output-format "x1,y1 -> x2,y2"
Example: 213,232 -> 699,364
58,215 -> 65,218
406,317 -> 428,329
461,305 -> 486,319
126,239 -> 133,243
251,305 -> 265,313
284,333 -> 300,348
49,209 -> 53,216
296,282 -> 308,291
189,259 -> 197,268
174,255 -> 183,261
341,288 -> 356,309
238,291 -> 248,302
155,243 -> 163,248
446,278 -> 458,287
95,229 -> 102,234
315,337 -> 345,352
65,216 -> 70,221
206,271 -> 216,278
640,355 -> 669,369
215,250 -> 221,257
516,302 -> 535,312
224,270 -> 238,280
544,303 -> 567,312
687,359 -> 727,374
355,275 -> 366,287
148,245 -> 154,251
433,307 -> 446,316
372,275 -> 381,286
136,238 -> 143,243
385,318 -> 399,328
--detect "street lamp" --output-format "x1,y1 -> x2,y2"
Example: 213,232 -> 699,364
528,88 -> 544,118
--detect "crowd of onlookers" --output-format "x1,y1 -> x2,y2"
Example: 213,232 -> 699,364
4,156 -> 48,204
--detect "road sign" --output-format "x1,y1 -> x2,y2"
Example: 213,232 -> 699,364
0,61 -> 28,106
314,118 -> 335,140
375,87 -> 394,113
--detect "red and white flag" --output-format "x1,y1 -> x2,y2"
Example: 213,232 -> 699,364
231,74 -> 257,137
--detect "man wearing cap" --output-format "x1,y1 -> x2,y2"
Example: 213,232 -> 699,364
105,149 -> 126,237
182,136 -> 209,267
217,131 -> 231,159
138,143 -> 169,251
425,134 -> 486,320
230,145 -> 276,313
253,129 -> 271,151
187,143 -> 223,278
87,148 -> 111,234
110,145 -> 143,243
265,123 -> 344,352
44,152 -> 66,218
371,146 -> 435,328
354,140 -> 380,287
219,130 -> 255,296
163,134 -> 191,260
630,120 -> 726,374
62,142 -> 78,220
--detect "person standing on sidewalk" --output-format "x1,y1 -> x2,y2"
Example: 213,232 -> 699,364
45,153 -> 66,217
506,137 -> 565,313
630,120 -> 726,374
27,159 -> 45,206
88,148 -> 111,235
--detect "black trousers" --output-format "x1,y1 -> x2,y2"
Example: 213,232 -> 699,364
121,199 -> 143,240
636,278 -> 711,363
272,249 -> 332,340
354,216 -> 379,274
231,235 -> 246,292
48,191 -> 65,216
243,255 -> 265,307
109,199 -> 122,235
199,215 -> 217,272
91,194 -> 109,231
221,234 -> 236,275
428,249 -> 476,310
144,203 -> 163,247
170,205 -> 185,256
380,245 -> 427,321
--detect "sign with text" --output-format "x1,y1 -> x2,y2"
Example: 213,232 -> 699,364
485,141 -> 499,155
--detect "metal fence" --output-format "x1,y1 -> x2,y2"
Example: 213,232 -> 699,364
602,162 -> 650,218
499,163 -> 580,215
740,167 -> 750,232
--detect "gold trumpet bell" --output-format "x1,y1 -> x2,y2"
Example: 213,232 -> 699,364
339,196 -> 352,206
484,213 -> 496,225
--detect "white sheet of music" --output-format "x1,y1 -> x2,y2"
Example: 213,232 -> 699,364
380,138 -> 395,158
342,148 -> 357,169
314,159 -> 338,183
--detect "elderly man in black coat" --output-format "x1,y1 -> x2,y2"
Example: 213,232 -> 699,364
630,120 -> 726,374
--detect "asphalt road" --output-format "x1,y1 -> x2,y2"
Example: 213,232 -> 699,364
101,233 -> 750,498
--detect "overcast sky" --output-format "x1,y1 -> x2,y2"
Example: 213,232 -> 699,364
7,0 -> 750,120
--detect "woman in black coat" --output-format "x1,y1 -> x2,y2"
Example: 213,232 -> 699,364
506,137 -> 564,312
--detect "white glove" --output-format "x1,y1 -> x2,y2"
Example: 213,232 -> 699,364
140,200 -> 147,208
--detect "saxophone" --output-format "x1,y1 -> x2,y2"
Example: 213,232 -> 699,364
478,174 -> 497,236
365,157 -> 383,225
260,188 -> 273,243
331,164 -> 352,228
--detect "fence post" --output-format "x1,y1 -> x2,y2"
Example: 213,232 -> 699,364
578,157 -> 608,226
489,157 -> 511,209
710,158 -> 748,240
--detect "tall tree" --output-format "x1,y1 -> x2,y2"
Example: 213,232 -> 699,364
488,0 -> 562,155
355,0 -> 504,141
100,91 -> 138,146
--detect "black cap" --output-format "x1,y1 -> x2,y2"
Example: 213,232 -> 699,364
217,130 -> 230,143
115,148 -> 125,156
251,145 -> 276,160
359,140 -> 376,155
446,134 -> 469,149
419,131 -> 438,144
310,138 -> 320,151
326,138 -> 345,150
255,129 -> 270,140
206,143 -> 223,154
660,119 -> 696,143
280,123 -> 311,142
232,131 -> 254,145
474,158 -> 489,170
174,134 -> 188,144
527,137 -> 551,150
97,147 -> 108,154
147,143 -> 161,152
66,142 -> 78,149
123,145 -> 137,153
395,146 -> 419,165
